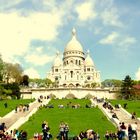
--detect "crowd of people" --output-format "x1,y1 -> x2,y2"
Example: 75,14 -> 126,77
0,122 -> 27,140
15,104 -> 29,113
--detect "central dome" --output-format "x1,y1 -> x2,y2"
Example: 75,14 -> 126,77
64,28 -> 83,53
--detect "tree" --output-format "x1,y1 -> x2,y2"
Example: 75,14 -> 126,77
45,78 -> 53,87
21,75 -> 29,86
3,63 -> 23,84
3,83 -> 21,99
0,54 -> 4,81
102,79 -> 122,87
121,75 -> 134,99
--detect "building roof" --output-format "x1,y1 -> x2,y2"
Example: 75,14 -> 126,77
53,51 -> 63,67
85,50 -> 94,66
133,84 -> 140,89
64,28 -> 83,53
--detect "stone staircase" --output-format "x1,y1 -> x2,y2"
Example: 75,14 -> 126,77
91,99 -> 140,139
113,108 -> 140,139
0,99 -> 50,130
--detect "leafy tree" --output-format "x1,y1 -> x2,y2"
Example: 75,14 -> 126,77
3,63 -> 23,84
45,78 -> 53,87
3,83 -> 21,99
121,75 -> 134,99
0,54 -> 4,81
102,79 -> 122,87
21,75 -> 29,86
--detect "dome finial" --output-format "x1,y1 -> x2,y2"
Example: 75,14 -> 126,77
56,51 -> 60,56
87,50 -> 90,55
72,28 -> 76,36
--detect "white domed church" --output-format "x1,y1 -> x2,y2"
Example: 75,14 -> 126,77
47,29 -> 101,87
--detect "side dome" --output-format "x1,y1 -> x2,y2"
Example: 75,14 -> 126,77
85,50 -> 94,66
64,28 -> 83,53
53,52 -> 62,67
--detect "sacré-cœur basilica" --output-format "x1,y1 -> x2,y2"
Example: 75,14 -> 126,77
47,28 -> 101,88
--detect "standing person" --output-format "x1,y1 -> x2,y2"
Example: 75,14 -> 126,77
59,122 -> 65,140
120,122 -> 127,139
128,124 -> 133,140
0,123 -> 7,132
4,102 -> 8,108
131,122 -> 138,140
104,131 -> 110,140
42,121 -> 52,140
64,123 -> 69,140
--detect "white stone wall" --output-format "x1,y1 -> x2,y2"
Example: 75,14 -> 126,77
28,88 -> 116,99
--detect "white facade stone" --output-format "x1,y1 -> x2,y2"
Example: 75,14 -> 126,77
47,29 -> 100,87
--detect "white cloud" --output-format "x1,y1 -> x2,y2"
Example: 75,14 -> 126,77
75,1 -> 97,21
135,67 -> 140,80
101,8 -> 123,27
119,36 -> 136,46
0,10 -> 63,63
99,32 -> 118,44
24,68 -> 40,79
99,32 -> 136,49
25,53 -> 54,66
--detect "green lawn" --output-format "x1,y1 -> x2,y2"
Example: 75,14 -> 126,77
109,99 -> 140,117
0,99 -> 34,117
20,99 -> 116,139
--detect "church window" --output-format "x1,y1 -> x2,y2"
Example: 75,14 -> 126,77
55,69 -> 58,72
77,75 -> 79,80
67,61 -> 68,64
87,76 -> 91,80
87,68 -> 90,71
79,60 -> 81,65
65,75 -> 67,80
70,71 -> 73,78
55,76 -> 58,81
76,60 -> 78,65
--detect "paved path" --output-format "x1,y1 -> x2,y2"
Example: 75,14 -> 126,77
0,99 -> 50,130
91,99 -> 140,139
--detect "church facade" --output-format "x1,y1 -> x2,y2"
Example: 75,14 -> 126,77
47,29 -> 101,87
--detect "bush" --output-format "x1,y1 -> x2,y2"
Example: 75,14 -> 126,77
65,93 -> 76,99
84,93 -> 93,99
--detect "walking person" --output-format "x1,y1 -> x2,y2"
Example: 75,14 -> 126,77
59,122 -> 65,140
64,123 -> 69,140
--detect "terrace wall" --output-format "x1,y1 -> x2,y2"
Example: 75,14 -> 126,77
21,88 -> 116,99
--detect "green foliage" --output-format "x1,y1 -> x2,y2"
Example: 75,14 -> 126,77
3,63 -> 23,84
0,54 -> 4,81
2,83 -> 21,99
19,99 -> 116,139
29,78 -> 53,87
102,79 -> 122,87
21,75 -> 29,86
120,75 -> 134,99
133,80 -> 140,85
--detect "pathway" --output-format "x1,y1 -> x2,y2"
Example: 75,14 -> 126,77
0,99 -> 50,130
91,99 -> 140,139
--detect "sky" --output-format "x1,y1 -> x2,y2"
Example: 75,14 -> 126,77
0,0 -> 140,81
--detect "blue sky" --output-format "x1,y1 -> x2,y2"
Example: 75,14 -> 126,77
0,0 -> 140,81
